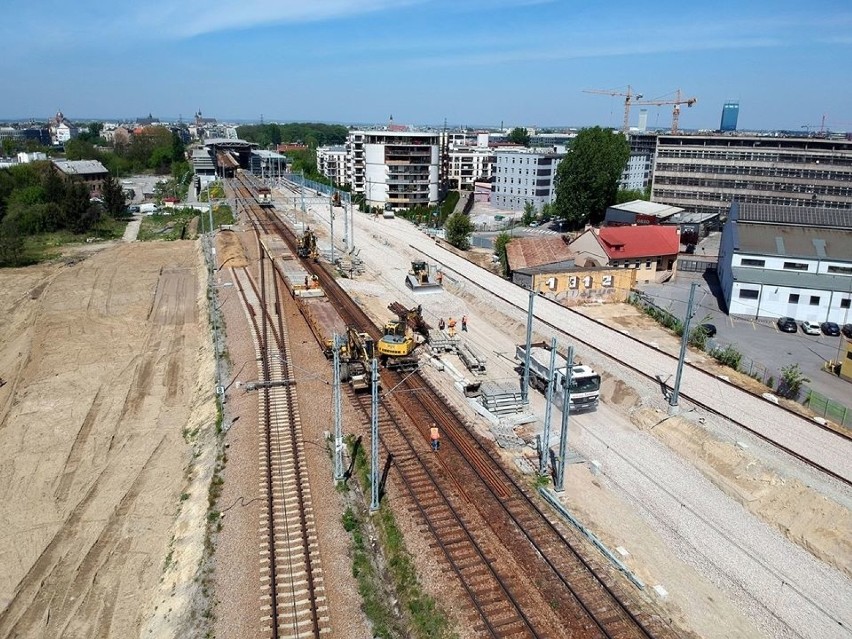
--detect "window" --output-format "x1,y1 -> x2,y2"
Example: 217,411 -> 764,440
739,289 -> 759,300
645,259 -> 652,268
810,296 -> 820,306
741,258 -> 765,267
841,299 -> 850,309
788,293 -> 800,304
827,265 -> 852,275
783,262 -> 808,271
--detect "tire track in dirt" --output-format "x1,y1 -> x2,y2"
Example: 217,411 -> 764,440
54,389 -> 105,503
0,436 -> 167,638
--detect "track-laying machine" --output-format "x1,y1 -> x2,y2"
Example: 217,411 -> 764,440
339,326 -> 376,390
377,302 -> 431,372
297,228 -> 319,261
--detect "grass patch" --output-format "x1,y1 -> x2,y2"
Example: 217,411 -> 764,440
343,435 -> 456,639
9,218 -> 128,266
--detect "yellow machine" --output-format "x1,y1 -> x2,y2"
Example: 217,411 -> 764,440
377,303 -> 430,371
340,326 -> 375,390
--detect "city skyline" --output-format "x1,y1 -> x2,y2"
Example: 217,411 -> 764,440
3,0 -> 851,131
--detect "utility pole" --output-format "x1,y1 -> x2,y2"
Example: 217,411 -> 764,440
342,192 -> 349,252
370,358 -> 380,512
521,289 -> 535,403
300,169 -> 305,214
669,282 -> 697,414
332,334 -> 344,483
554,345 -> 574,492
329,194 -> 335,267
539,336 -> 558,476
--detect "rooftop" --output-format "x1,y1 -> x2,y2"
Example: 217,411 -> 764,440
608,200 -> 684,218
734,202 -> 852,229
52,159 -> 108,176
596,225 -> 680,259
735,223 -> 852,261
505,236 -> 573,271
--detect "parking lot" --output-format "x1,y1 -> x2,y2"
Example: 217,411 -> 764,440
636,269 -> 852,418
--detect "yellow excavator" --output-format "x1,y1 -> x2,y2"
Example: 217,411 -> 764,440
377,302 -> 430,371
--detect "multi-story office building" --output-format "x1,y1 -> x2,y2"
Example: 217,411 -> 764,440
652,134 -> 852,218
620,133 -> 657,190
344,130 -> 441,210
316,145 -> 347,185
720,102 -> 740,132
718,202 -> 852,322
492,149 -> 563,211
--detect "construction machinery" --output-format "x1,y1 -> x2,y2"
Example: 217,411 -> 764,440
635,89 -> 697,134
405,261 -> 442,292
582,85 -> 643,133
339,326 -> 376,390
297,227 -> 319,261
377,302 -> 431,371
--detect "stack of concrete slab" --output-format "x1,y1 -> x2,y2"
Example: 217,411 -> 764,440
478,380 -> 526,415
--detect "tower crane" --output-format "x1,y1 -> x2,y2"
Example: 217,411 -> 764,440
582,85 -> 643,133
635,89 -> 697,134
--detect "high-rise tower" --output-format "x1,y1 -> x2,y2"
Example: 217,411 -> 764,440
720,101 -> 739,132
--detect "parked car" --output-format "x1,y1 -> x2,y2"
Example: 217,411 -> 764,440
820,321 -> 841,336
801,320 -> 821,335
843,324 -> 852,339
698,323 -> 717,337
776,316 -> 798,333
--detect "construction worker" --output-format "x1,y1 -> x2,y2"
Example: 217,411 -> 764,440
438,318 -> 446,331
304,275 -> 309,289
461,315 -> 468,332
430,425 -> 440,452
447,317 -> 457,337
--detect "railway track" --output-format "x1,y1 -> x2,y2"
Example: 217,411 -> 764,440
228,223 -> 330,638
232,173 -> 676,638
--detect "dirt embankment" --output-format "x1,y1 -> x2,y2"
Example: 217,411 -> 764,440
0,241 -> 215,639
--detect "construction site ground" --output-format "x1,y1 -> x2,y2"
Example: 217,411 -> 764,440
0,241 -> 217,638
0,195 -> 849,639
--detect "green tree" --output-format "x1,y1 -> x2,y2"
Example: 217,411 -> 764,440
102,175 -> 127,217
540,202 -> 553,222
0,215 -> 25,266
444,212 -> 474,250
493,231 -> 512,277
778,363 -> 810,400
521,201 -> 536,226
615,187 -> 650,204
507,127 -> 530,146
554,127 -> 630,228
63,182 -> 97,233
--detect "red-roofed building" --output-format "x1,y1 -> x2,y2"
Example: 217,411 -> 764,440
505,236 -> 574,272
569,225 -> 680,282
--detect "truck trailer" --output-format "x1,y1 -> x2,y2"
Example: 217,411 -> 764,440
516,342 -> 600,411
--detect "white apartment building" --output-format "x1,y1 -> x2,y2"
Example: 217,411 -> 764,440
492,149 -> 563,211
718,202 -> 852,322
447,145 -> 495,189
344,130 -> 441,210
316,145 -> 347,185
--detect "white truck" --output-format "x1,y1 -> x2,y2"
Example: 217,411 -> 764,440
516,342 -> 600,411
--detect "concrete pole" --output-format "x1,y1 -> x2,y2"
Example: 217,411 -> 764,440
300,169 -> 305,213
348,197 -> 354,251
333,334 -> 344,483
539,336 -> 558,476
669,281 -> 697,414
370,358 -> 380,512
554,345 -> 573,492
521,289 -> 535,403
342,192 -> 349,252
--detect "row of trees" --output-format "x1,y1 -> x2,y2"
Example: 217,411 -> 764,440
237,123 -> 348,150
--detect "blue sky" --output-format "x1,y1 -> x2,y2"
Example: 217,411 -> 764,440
3,0 -> 851,131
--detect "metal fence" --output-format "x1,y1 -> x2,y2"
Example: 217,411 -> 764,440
278,173 -> 352,204
804,390 -> 852,429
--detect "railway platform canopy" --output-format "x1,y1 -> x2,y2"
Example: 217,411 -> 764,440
201,138 -> 258,178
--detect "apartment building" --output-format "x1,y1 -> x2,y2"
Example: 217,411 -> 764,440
316,145 -> 347,185
344,130 -> 441,210
717,202 -> 852,322
652,134 -> 852,218
620,133 -> 657,191
492,149 -> 563,211
446,145 -> 495,189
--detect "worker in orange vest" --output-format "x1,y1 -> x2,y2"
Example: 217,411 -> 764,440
447,317 -> 456,337
430,425 -> 440,452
